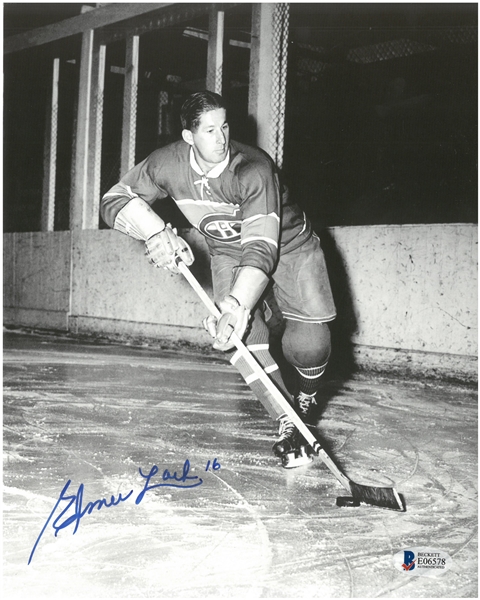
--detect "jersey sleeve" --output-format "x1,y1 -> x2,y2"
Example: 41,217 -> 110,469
100,150 -> 169,228
237,159 -> 282,275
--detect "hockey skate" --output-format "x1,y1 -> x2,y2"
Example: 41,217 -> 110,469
272,414 -> 313,469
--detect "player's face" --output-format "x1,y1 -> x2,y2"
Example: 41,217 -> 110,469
183,108 -> 230,173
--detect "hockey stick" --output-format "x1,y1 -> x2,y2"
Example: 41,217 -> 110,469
177,260 -> 405,512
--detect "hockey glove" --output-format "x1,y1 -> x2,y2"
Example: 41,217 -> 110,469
203,266 -> 270,351
145,225 -> 194,274
204,295 -> 251,351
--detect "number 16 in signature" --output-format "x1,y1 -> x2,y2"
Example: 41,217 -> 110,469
205,458 -> 221,472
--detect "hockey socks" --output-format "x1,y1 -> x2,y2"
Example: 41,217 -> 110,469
293,363 -> 328,423
229,344 -> 292,420
295,362 -> 327,396
276,362 -> 330,468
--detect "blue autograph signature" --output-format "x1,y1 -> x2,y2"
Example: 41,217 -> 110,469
28,458 -> 220,565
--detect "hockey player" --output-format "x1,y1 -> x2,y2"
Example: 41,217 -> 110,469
100,91 -> 336,467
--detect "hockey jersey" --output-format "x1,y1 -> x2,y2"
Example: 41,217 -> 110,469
101,139 -> 312,276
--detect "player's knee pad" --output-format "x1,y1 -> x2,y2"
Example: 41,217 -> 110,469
282,321 -> 331,369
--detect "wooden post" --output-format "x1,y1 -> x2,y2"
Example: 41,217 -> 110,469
70,29 -> 94,230
121,35 -> 139,176
42,57 -> 59,232
206,9 -> 224,94
248,3 -> 275,153
87,41 -> 106,228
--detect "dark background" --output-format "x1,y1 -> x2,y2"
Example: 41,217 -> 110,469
4,3 -> 478,232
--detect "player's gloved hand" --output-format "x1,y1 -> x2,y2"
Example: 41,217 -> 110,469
145,224 -> 194,273
203,295 -> 250,351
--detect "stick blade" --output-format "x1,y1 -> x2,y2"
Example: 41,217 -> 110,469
349,481 -> 406,512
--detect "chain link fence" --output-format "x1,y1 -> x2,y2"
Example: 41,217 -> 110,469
123,77 -> 138,173
268,3 -> 290,170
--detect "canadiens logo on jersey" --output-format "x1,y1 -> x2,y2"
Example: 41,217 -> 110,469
199,210 -> 242,243
175,199 -> 243,244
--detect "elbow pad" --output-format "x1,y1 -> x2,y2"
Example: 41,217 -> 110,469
114,197 -> 166,241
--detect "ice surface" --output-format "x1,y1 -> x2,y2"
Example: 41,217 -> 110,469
3,332 -> 477,598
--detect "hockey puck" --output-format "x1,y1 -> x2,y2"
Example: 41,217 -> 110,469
336,496 -> 361,508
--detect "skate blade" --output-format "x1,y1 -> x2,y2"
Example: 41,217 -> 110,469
281,447 -> 314,469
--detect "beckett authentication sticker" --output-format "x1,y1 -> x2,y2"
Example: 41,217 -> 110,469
394,547 -> 453,578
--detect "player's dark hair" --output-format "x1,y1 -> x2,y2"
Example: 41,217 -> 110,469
180,91 -> 227,132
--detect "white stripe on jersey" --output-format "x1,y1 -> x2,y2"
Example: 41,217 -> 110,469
103,182 -> 138,200
241,236 -> 278,248
242,212 -> 280,225
298,212 -> 307,235
175,198 -> 238,209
